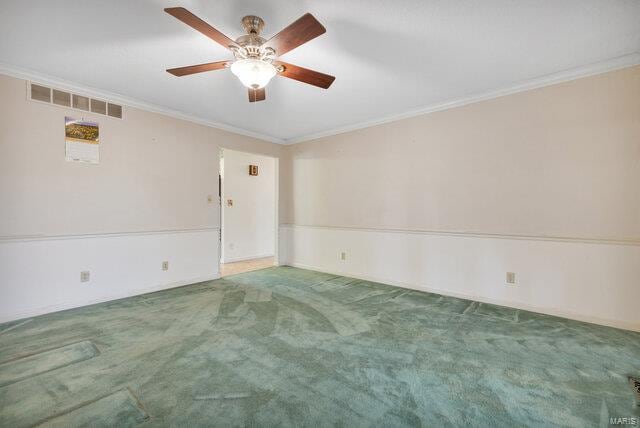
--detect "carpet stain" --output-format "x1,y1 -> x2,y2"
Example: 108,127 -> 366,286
194,392 -> 251,400
0,266 -> 638,426
0,340 -> 99,387
0,319 -> 33,336
34,388 -> 149,427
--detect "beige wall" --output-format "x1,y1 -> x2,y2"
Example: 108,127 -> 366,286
280,65 -> 640,330
0,73 -> 285,237
1,66 -> 639,328
283,66 -> 640,242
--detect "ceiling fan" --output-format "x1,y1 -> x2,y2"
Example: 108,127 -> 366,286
164,7 -> 335,102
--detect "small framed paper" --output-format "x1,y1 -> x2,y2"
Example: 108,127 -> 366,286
65,117 -> 99,164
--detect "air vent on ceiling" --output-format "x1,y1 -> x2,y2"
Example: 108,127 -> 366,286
52,89 -> 71,107
72,94 -> 90,111
107,103 -> 122,118
30,84 -> 51,103
28,81 -> 123,119
90,99 -> 107,114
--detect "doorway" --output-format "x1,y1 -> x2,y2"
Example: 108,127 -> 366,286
219,148 -> 278,277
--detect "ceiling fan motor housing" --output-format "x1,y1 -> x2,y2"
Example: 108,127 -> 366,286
233,15 -> 279,68
241,15 -> 264,35
237,15 -> 266,48
164,8 -> 334,99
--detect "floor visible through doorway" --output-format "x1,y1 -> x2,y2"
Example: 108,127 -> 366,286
220,256 -> 274,277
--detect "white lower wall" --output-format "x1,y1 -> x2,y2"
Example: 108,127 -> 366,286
0,229 -> 219,323
279,225 -> 640,332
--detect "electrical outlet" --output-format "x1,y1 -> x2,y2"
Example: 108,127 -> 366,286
207,195 -> 213,204
506,272 -> 516,284
340,251 -> 347,261
162,261 -> 169,271
229,243 -> 235,250
80,271 -> 90,282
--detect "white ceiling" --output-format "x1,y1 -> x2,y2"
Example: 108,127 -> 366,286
1,0 -> 639,143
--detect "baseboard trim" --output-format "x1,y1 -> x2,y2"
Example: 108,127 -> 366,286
0,273 -> 221,324
279,224 -> 640,246
221,254 -> 275,264
284,261 -> 640,332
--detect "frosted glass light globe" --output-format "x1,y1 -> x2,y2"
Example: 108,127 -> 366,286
230,59 -> 277,89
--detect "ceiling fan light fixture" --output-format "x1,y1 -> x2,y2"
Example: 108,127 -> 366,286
230,59 -> 277,89
164,9 -> 335,101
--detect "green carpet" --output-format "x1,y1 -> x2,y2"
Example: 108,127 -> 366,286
1,266 -> 638,427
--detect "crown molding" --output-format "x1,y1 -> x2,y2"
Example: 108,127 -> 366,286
283,52 -> 640,145
0,62 -> 285,144
3,53 -> 638,146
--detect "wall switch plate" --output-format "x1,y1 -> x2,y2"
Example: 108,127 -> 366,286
340,251 -> 347,261
162,261 -> 169,271
207,195 -> 213,204
506,272 -> 516,284
80,271 -> 90,282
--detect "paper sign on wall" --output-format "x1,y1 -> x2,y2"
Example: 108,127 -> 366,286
65,116 -> 99,164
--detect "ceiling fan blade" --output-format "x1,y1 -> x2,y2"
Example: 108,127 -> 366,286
166,61 -> 228,77
165,7 -> 238,50
248,88 -> 266,102
274,61 -> 335,89
262,13 -> 326,57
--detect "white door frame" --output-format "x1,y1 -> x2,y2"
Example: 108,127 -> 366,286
218,147 -> 279,273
